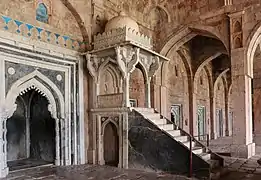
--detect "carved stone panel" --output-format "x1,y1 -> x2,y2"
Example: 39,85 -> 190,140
97,93 -> 123,108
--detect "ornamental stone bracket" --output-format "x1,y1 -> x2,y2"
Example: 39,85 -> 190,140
115,45 -> 161,82
86,54 -> 117,83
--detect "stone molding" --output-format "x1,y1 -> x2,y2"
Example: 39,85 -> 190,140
94,27 -> 152,50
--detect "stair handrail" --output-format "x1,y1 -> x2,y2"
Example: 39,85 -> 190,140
155,110 -> 224,168
157,111 -> 210,152
133,109 -> 218,178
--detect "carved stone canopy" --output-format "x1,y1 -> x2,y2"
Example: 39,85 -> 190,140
85,44 -> 168,83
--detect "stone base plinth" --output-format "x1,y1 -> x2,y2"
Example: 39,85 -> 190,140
211,132 -> 218,140
0,167 -> 8,178
231,143 -> 255,159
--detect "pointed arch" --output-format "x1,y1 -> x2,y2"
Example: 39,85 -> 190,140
5,70 -> 65,120
101,119 -> 119,136
135,62 -> 149,84
99,62 -> 122,95
246,22 -> 261,78
194,53 -> 222,93
214,69 -> 230,93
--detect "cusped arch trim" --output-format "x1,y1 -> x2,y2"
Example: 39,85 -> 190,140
5,70 -> 65,119
246,22 -> 261,78
60,0 -> 89,50
101,119 -> 119,136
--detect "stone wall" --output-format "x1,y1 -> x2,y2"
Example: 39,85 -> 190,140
129,67 -> 146,107
0,0 -> 86,39
166,52 -> 190,132
195,68 -> 210,137
215,78 -> 226,137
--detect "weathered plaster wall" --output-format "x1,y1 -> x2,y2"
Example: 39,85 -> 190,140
195,68 -> 210,137
166,52 -> 190,132
215,78 -> 226,137
0,0 -> 82,39
129,67 -> 145,107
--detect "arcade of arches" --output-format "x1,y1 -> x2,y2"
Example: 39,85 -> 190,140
2,0 -> 261,178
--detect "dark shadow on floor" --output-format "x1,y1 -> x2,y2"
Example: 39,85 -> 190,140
8,159 -> 52,171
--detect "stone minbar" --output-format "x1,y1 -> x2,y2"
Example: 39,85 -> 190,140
84,11 -> 168,168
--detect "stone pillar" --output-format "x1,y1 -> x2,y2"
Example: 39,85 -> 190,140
225,88 -> 231,136
145,80 -> 151,108
122,112 -> 128,168
55,118 -> 61,166
97,115 -> 104,165
210,94 -> 217,139
25,109 -> 30,158
231,48 -> 255,158
160,85 -> 168,117
124,75 -> 130,107
0,108 -> 9,178
192,92 -> 197,136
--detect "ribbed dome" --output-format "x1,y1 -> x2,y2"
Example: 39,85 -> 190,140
105,11 -> 139,32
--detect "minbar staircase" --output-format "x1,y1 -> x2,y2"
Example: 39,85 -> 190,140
132,107 -> 225,179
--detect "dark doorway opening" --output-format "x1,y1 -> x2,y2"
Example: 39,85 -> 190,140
103,122 -> 119,167
7,90 -> 55,171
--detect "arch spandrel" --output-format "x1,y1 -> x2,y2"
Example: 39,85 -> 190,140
4,70 -> 65,120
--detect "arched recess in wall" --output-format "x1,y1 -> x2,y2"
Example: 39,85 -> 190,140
98,62 -> 122,95
4,70 -> 66,166
101,119 -> 119,167
147,5 -> 171,30
129,63 -> 147,107
213,72 -> 228,138
194,66 -> 211,137
59,0 -> 89,50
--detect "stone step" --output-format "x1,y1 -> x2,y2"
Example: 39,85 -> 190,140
134,108 -> 155,113
158,124 -> 174,131
142,113 -> 161,119
150,118 -> 167,125
199,153 -> 211,161
166,130 -> 181,137
192,147 -> 204,155
173,135 -> 188,142
183,141 -> 196,148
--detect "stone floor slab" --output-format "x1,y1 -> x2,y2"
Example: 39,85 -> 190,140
1,165 -> 194,180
